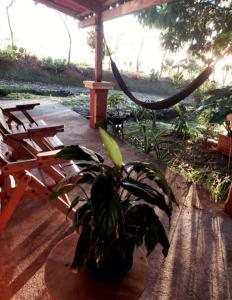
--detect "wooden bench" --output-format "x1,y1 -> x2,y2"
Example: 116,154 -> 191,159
1,103 -> 64,151
0,136 -> 79,233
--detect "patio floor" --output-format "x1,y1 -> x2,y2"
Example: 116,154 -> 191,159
0,100 -> 232,300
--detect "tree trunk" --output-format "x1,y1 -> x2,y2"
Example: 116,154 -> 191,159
58,14 -> 72,64
159,51 -> 167,78
6,0 -> 15,48
136,39 -> 144,74
62,19 -> 72,64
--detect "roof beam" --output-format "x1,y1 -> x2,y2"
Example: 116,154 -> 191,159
34,0 -> 81,18
73,0 -> 104,13
79,0 -> 174,28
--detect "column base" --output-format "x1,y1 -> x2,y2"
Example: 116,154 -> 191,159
83,81 -> 114,129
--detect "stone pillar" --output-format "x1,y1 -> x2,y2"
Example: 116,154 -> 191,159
83,81 -> 114,129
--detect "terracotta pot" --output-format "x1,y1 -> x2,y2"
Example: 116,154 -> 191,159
86,245 -> 133,279
216,134 -> 232,157
45,233 -> 149,300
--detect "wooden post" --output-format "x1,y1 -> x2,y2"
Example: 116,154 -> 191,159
95,13 -> 103,82
83,13 -> 114,128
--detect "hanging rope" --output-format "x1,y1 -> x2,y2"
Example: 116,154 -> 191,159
104,37 -> 231,110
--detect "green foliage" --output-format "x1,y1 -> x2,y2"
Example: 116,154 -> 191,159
169,160 -> 231,200
132,106 -> 156,122
0,47 -> 17,62
40,57 -> 67,73
108,93 -> 126,108
137,1 -> 232,60
51,128 -> 176,277
192,80 -> 219,102
0,84 -> 73,98
139,123 -> 170,160
198,86 -> 232,135
173,104 -> 190,138
149,69 -> 159,81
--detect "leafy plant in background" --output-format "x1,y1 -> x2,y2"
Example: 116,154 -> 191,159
197,86 -> 232,136
132,106 -> 156,124
173,104 -> 190,139
107,93 -> 126,116
140,124 -> 170,161
149,69 -> 159,81
168,160 -> 231,201
0,47 -> 16,62
50,128 -> 177,278
41,56 -> 67,73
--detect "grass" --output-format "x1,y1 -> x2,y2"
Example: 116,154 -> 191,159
122,120 -> 232,200
0,56 -> 177,96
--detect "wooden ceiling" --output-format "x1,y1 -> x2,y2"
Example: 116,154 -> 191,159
34,0 -> 173,28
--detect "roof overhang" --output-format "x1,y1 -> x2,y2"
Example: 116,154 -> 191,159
34,0 -> 173,28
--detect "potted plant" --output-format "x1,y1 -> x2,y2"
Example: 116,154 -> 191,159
50,128 -> 177,279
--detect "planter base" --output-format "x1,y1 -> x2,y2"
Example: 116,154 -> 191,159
45,233 -> 149,300
217,134 -> 232,157
225,183 -> 232,217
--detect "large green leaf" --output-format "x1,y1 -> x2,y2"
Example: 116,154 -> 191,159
77,173 -> 95,185
73,202 -> 91,228
66,196 -> 81,217
56,145 -> 104,163
145,213 -> 170,257
99,127 -> 123,168
121,179 -> 172,218
126,161 -> 177,206
70,223 -> 92,270
125,204 -> 170,257
91,173 -> 120,237
209,107 -> 231,124
48,183 -> 74,201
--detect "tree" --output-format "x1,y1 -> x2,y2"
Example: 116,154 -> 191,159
137,1 -> 232,62
58,14 -> 72,64
136,39 -> 144,74
0,0 -> 15,48
86,30 -> 114,70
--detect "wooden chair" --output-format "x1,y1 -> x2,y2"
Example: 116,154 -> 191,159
1,103 -> 64,151
0,135 -> 79,233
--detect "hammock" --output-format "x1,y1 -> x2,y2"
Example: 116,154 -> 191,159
104,36 -> 215,110
110,57 -> 214,110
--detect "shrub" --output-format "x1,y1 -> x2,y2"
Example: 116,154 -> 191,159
41,57 -> 67,73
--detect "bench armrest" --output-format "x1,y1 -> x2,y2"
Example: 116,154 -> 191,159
2,103 -> 40,113
2,103 -> 40,125
28,125 -> 64,134
2,155 -> 67,174
5,125 -> 64,140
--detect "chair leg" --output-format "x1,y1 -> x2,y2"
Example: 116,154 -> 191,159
0,173 -> 31,232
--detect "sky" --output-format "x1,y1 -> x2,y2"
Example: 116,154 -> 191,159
0,0 -> 174,74
0,0 -> 230,82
